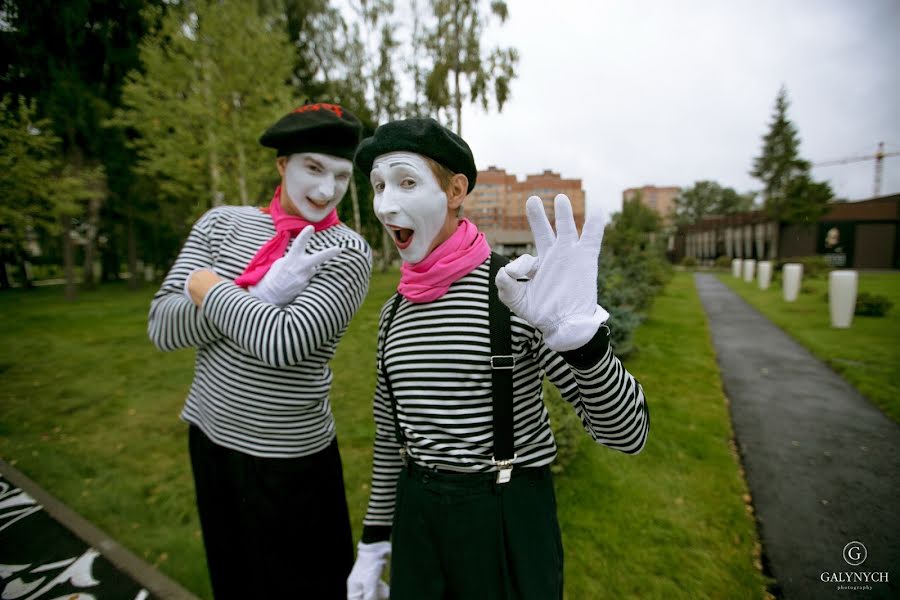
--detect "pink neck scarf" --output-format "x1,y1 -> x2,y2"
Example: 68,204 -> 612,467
234,186 -> 340,288
398,218 -> 491,303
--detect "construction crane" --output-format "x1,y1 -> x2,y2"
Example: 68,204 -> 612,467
813,142 -> 900,198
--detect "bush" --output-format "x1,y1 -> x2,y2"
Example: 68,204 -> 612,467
605,305 -> 643,358
597,246 -> 671,359
715,255 -> 732,269
544,380 -> 583,474
778,255 -> 831,279
855,292 -> 893,317
681,256 -> 698,268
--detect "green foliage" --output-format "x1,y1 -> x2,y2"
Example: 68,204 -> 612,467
0,95 -> 107,287
603,197 -> 661,257
681,256 -> 698,268
111,1 -> 295,215
421,0 -> 519,134
674,180 -> 754,227
751,87 -> 809,202
543,380 -> 582,474
855,292 -> 892,317
775,173 -> 833,224
778,255 -> 831,279
600,198 -> 671,356
0,95 -> 62,256
751,87 -> 834,224
715,255 -> 733,269
1,0 -> 159,284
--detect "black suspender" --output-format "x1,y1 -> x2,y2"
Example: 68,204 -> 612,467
380,292 -> 407,463
380,253 -> 517,483
488,252 -> 516,482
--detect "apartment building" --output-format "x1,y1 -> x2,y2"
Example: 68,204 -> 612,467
622,185 -> 681,225
467,166 -> 586,255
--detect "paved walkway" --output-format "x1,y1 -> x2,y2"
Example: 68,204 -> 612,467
0,459 -> 200,600
695,274 -> 899,599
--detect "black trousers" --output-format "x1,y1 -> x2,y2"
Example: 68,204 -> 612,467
390,462 -> 564,600
188,426 -> 354,600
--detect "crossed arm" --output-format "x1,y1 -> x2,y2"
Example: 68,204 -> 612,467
148,211 -> 371,367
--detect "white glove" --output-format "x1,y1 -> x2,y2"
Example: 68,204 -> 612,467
495,194 -> 610,352
248,225 -> 342,306
347,541 -> 391,600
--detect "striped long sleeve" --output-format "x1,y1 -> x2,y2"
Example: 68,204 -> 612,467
201,247 -> 370,368
147,205 -> 372,457
361,260 -> 648,539
540,332 -> 649,454
148,210 -> 226,351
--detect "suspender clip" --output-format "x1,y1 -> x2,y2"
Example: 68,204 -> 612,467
399,445 -> 409,465
492,454 -> 517,484
490,355 -> 515,370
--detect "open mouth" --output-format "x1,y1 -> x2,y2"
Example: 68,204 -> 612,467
389,225 -> 414,250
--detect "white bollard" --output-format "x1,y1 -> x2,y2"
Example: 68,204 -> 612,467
783,263 -> 803,302
742,259 -> 756,283
732,258 -> 743,278
829,270 -> 858,328
758,261 -> 772,290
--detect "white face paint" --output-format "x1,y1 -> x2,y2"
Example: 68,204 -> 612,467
371,152 -> 448,264
284,152 -> 353,222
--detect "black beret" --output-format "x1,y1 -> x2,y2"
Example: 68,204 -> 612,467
354,117 -> 477,193
259,103 -> 362,161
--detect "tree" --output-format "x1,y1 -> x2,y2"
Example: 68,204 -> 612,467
674,180 -> 754,226
777,174 -> 833,225
423,0 -> 518,135
112,1 -> 295,219
751,87 -> 833,224
0,96 -> 61,289
2,0 -> 160,292
0,95 -> 106,294
604,195 -> 662,258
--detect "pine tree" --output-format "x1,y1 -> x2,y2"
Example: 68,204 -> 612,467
751,87 -> 832,224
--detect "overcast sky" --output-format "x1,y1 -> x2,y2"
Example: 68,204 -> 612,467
458,0 -> 900,219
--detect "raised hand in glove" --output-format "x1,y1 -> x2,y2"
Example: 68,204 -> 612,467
248,225 -> 341,306
347,541 -> 391,600
495,194 -> 610,352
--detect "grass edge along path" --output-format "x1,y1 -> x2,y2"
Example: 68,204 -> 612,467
717,271 -> 900,424
554,272 -> 768,599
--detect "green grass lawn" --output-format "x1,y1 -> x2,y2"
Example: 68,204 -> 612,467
719,270 -> 900,424
0,272 -> 766,599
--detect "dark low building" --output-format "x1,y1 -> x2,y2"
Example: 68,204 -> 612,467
673,194 -> 899,269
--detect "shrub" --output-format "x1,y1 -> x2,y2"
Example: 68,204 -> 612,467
605,305 -> 643,359
778,255 -> 831,279
681,256 -> 698,268
715,255 -> 732,269
544,380 -> 583,474
855,292 -> 893,317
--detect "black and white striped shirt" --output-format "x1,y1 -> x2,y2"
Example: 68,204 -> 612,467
362,259 -> 649,535
148,205 -> 372,458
